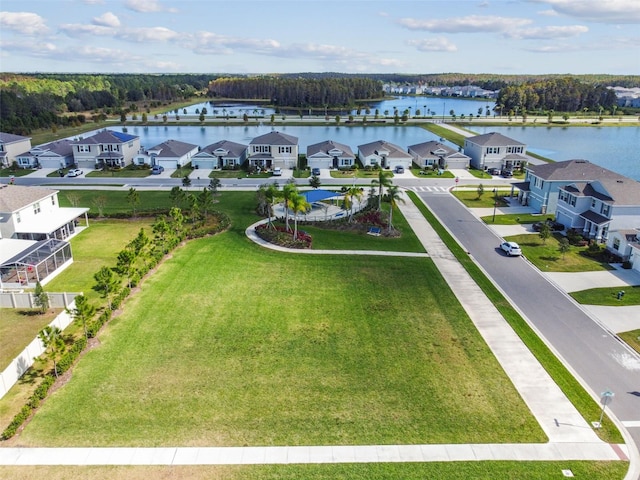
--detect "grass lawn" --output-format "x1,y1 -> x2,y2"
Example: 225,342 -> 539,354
467,169 -> 493,180
0,168 -> 36,177
17,230 -> 544,447
58,189 -> 173,216
480,213 -> 550,225
409,168 -> 455,179
504,233 -> 613,272
86,167 -> 151,178
330,169 -> 392,179
44,219 -> 155,304
209,170 -> 252,178
451,190 -> 512,209
0,461 -> 629,480
170,166 -> 195,178
570,285 -> 640,306
0,309 -> 62,370
618,329 -> 640,354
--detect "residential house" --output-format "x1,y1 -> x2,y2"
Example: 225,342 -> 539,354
463,132 -> 527,171
357,140 -> 412,170
0,133 -> 32,168
0,185 -> 89,288
306,140 -> 355,170
248,131 -> 298,170
71,130 -> 140,170
408,141 -> 470,170
15,140 -> 75,170
134,139 -> 199,169
607,230 -> 640,271
192,140 -> 248,169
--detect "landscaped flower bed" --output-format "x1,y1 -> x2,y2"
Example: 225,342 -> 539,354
255,223 -> 312,249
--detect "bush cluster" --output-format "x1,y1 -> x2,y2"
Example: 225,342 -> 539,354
255,224 -> 312,249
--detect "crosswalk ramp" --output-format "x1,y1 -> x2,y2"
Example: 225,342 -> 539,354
406,186 -> 450,194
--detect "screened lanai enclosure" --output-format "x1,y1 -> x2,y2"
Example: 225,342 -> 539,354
0,238 -> 72,288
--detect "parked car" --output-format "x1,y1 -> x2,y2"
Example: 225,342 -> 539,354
488,168 -> 501,175
66,168 -> 83,177
311,167 -> 321,176
533,219 -> 564,232
500,241 -> 522,256
501,169 -> 513,178
272,167 -> 282,176
394,166 -> 405,174
151,165 -> 165,175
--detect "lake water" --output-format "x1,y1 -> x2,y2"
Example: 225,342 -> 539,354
469,125 -> 640,180
166,96 -> 490,118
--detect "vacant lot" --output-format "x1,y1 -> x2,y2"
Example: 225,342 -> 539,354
18,230 -> 543,447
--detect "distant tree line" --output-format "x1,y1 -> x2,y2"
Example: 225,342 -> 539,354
496,77 -> 618,114
208,76 -> 384,109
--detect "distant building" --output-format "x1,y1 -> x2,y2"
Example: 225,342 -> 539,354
464,132 -> 527,172
15,139 -> 75,169
0,132 -> 32,169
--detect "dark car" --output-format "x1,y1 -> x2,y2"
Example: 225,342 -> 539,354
394,166 -> 405,174
501,169 -> 513,178
533,219 -> 564,232
488,168 -> 501,175
311,167 -> 321,176
151,165 -> 165,175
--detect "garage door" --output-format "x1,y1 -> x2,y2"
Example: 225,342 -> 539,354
156,159 -> 178,169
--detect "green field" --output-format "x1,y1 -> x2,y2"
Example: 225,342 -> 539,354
0,309 -> 61,370
17,229 -> 544,446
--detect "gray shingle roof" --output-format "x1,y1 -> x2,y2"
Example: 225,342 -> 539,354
306,140 -> 354,157
0,185 -> 57,213
250,131 -> 298,145
198,140 -> 247,157
358,140 -> 412,159
148,139 -> 198,157
0,132 -> 31,144
408,141 -> 456,157
71,130 -> 138,145
466,132 -> 525,147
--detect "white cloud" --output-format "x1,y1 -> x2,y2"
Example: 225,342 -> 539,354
92,12 -> 120,28
60,23 -> 115,37
121,27 -> 180,42
506,24 -> 588,40
537,9 -> 559,17
190,32 -> 281,55
82,0 -> 105,4
124,0 -> 177,13
407,37 -> 458,52
532,0 -> 640,24
398,15 -> 532,33
0,11 -> 48,35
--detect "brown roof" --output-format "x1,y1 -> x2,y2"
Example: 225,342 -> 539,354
0,185 -> 57,213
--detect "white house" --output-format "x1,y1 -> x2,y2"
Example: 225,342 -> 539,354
192,140 -> 248,169
0,132 -> 32,169
248,131 -> 298,170
357,140 -> 412,170
306,140 -> 355,170
15,140 -> 75,170
134,139 -> 199,169
71,130 -> 140,170
408,141 -> 470,170
464,132 -> 527,171
0,185 -> 89,288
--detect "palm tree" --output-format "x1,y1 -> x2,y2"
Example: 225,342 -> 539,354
371,169 -> 392,211
281,181 -> 298,232
264,182 -> 280,229
39,325 -> 65,378
288,193 -> 310,240
386,185 -> 405,234
346,186 -> 363,222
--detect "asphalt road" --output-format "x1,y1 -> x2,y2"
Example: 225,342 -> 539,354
416,189 -> 640,465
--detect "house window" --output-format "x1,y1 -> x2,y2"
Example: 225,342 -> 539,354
278,146 -> 292,154
601,204 -> 610,216
486,147 -> 500,155
77,145 -> 90,152
51,196 -> 56,205
591,199 -> 597,208
34,202 -> 41,214
613,238 -> 620,250
16,212 -> 21,223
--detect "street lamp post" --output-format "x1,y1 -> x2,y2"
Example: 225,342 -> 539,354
492,188 -> 498,222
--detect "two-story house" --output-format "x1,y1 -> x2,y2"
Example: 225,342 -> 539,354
15,139 -> 75,170
0,185 -> 89,288
134,139 -> 199,169
306,140 -> 355,170
463,132 -> 527,172
358,140 -> 412,170
248,131 -> 298,170
192,140 -> 248,169
408,141 -> 470,170
71,130 -> 140,170
0,133 -> 32,169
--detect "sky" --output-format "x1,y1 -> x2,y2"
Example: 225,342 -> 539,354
1,0 -> 639,75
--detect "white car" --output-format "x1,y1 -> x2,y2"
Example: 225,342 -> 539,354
500,241 -> 522,256
67,168 -> 83,177
272,167 -> 282,176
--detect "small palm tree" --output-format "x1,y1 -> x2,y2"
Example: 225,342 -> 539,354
281,181 -> 298,232
288,193 -> 310,240
264,182 -> 280,229
39,326 -> 65,378
346,186 -> 363,222
386,185 -> 405,234
372,169 -> 392,211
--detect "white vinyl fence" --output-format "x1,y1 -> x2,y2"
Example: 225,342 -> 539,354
0,292 -> 81,309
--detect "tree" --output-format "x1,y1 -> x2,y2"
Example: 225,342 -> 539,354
288,193 -> 310,240
372,169 -> 392,211
126,187 -> 140,217
130,228 -> 150,256
477,183 -> 484,199
91,195 -> 108,217
281,181 -> 298,232
199,112 -> 205,123
386,185 -> 405,233
558,237 -> 570,258
264,182 -> 280,229
152,216 -> 171,252
33,281 -> 49,314
69,295 -> 96,340
182,174 -> 192,188
198,187 -> 214,219
116,248 -> 136,288
538,222 -> 551,244
93,266 -> 119,310
65,192 -> 81,207
345,186 -> 363,222
208,177 -> 221,196
170,186 -> 186,208
309,175 -> 321,189
38,325 -> 65,379
168,207 -> 185,241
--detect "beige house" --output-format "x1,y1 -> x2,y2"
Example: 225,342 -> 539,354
0,132 -> 32,169
71,129 -> 140,170
248,131 -> 299,170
